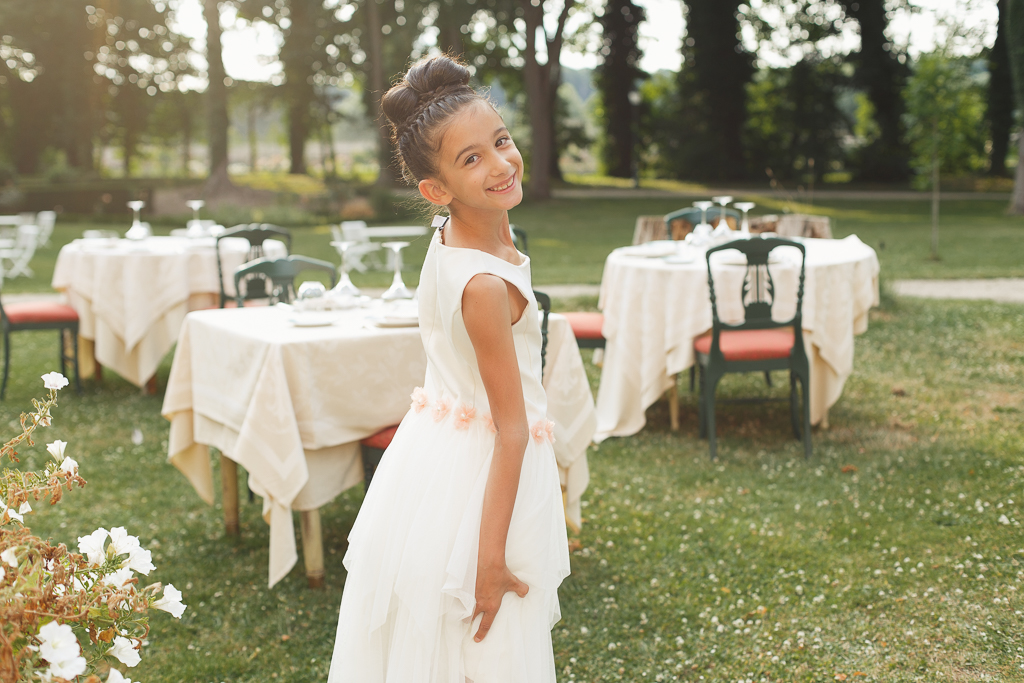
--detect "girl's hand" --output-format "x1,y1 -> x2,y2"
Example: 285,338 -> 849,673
472,562 -> 529,642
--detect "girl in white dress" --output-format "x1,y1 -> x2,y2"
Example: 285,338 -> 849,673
327,56 -> 570,682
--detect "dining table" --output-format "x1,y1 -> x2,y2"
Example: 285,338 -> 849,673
593,234 -> 880,442
51,235 -> 286,388
161,303 -> 597,588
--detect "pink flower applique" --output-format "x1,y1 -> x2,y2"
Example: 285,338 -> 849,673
530,419 -> 556,444
432,396 -> 451,422
453,404 -> 476,430
410,387 -> 429,413
481,414 -> 497,434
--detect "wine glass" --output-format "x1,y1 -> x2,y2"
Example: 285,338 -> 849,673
381,241 -> 414,300
186,199 -> 205,224
125,200 -> 151,240
711,195 -> 733,230
329,240 -> 361,297
734,202 -> 756,235
692,201 -> 714,229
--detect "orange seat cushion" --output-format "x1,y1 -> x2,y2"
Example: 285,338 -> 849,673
694,328 -> 795,361
360,424 -> 399,451
4,301 -> 79,325
562,311 -> 605,340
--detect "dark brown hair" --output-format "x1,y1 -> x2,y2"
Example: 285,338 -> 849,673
381,55 -> 488,184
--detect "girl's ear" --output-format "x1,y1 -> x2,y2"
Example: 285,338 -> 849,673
418,177 -> 452,207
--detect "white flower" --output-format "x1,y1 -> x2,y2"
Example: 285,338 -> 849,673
59,457 -> 78,476
1,498 -> 24,524
108,669 -> 138,683
126,546 -> 155,575
153,584 -> 187,618
109,636 -> 141,667
46,440 -> 67,461
41,372 -> 69,391
1,547 -> 17,568
47,656 -> 87,681
18,501 -> 31,515
77,528 -> 109,566
102,566 -> 134,588
108,528 -> 141,557
37,622 -> 82,670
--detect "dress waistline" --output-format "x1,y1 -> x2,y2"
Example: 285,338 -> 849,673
410,387 -> 555,445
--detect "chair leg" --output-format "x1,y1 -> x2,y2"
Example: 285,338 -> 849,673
790,372 -> 802,440
801,373 -> 812,459
58,332 -> 66,378
697,366 -> 707,439
764,371 -> 773,388
361,446 -> 385,491
71,330 -> 82,395
706,373 -> 719,460
668,374 -> 679,431
1,330 -> 10,401
689,366 -> 696,393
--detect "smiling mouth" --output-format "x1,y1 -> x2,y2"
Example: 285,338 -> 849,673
488,175 -> 516,192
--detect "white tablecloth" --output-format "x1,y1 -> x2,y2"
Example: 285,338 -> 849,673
162,305 -> 596,587
595,235 -> 880,441
51,236 -> 285,386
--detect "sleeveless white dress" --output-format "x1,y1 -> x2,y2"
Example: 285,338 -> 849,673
327,228 -> 570,683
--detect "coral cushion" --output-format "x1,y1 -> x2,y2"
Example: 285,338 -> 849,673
4,301 -> 79,325
563,311 -> 605,340
360,424 -> 399,451
693,328 -> 796,361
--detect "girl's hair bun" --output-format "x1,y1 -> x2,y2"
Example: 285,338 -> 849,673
381,55 -> 485,183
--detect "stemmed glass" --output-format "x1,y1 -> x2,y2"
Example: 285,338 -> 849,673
711,195 -> 733,230
186,199 -> 206,236
692,201 -> 714,230
734,202 -> 756,235
329,240 -> 361,298
381,241 -> 414,300
125,200 -> 151,240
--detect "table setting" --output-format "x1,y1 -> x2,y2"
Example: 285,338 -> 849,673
162,289 -> 597,588
593,199 -> 880,442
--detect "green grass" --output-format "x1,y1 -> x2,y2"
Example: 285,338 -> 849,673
3,295 -> 1023,682
5,195 -> 1023,295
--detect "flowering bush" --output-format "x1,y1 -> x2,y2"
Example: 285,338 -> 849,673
0,373 -> 187,682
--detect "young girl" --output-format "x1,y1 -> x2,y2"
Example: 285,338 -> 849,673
327,56 -> 570,682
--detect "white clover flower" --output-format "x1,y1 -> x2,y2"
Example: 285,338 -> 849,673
59,457 -> 78,476
109,636 -> 141,667
1,547 -> 17,568
107,669 -> 138,683
152,583 -> 187,618
46,440 -> 67,461
102,566 -> 134,588
77,528 -> 109,566
41,372 -> 69,391
37,622 -> 83,670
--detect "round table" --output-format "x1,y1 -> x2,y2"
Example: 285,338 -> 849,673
594,235 -> 879,441
51,236 -> 286,387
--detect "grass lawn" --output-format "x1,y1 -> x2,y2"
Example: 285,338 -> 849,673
1,194 -> 1022,681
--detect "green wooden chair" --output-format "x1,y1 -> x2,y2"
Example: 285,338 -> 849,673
233,255 -> 337,307
664,206 -> 741,239
216,224 -> 293,308
695,237 -> 811,460
1,290 -> 82,400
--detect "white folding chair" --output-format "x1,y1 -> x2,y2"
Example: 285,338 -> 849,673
331,221 -> 381,273
0,224 -> 39,278
35,211 -> 56,247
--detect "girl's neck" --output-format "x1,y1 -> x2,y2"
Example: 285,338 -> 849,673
443,204 -> 516,256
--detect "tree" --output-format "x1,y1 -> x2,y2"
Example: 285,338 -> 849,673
1008,0 -> 1024,214
987,0 -> 1014,176
204,0 -> 231,185
595,0 -> 645,179
837,0 -> 911,182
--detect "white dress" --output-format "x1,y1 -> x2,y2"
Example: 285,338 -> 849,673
327,228 -> 570,683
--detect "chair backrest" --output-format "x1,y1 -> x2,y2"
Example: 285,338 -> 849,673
705,237 -> 806,332
233,255 -> 338,306
632,215 -> 669,244
533,289 -> 550,379
339,220 -> 370,242
35,211 -> 56,245
15,224 -> 38,248
775,214 -> 832,239
217,224 -> 293,307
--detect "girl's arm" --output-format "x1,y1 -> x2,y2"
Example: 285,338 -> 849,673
462,273 -> 530,643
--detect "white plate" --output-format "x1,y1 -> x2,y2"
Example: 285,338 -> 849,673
367,315 -> 419,328
663,253 -> 696,265
289,313 -> 340,327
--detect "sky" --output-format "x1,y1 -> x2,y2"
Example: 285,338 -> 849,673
171,0 -> 999,84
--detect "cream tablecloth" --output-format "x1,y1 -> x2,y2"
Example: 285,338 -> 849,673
51,236 -> 285,386
162,305 -> 596,587
595,235 -> 879,441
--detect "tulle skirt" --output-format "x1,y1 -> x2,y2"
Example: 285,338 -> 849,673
327,407 -> 570,683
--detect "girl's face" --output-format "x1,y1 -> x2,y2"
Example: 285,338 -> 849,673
421,100 -> 524,212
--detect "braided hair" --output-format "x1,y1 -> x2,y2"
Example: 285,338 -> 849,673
381,55 -> 489,184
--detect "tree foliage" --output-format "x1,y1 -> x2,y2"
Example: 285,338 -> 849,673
595,0 -> 644,178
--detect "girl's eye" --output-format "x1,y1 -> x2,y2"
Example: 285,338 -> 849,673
496,136 -> 510,147
465,154 -> 479,165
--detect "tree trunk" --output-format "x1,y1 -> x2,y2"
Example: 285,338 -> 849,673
987,0 -> 1014,176
597,0 -> 644,178
282,0 -> 315,175
204,0 -> 230,185
1007,0 -> 1024,213
248,103 -> 259,172
365,0 -> 397,187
